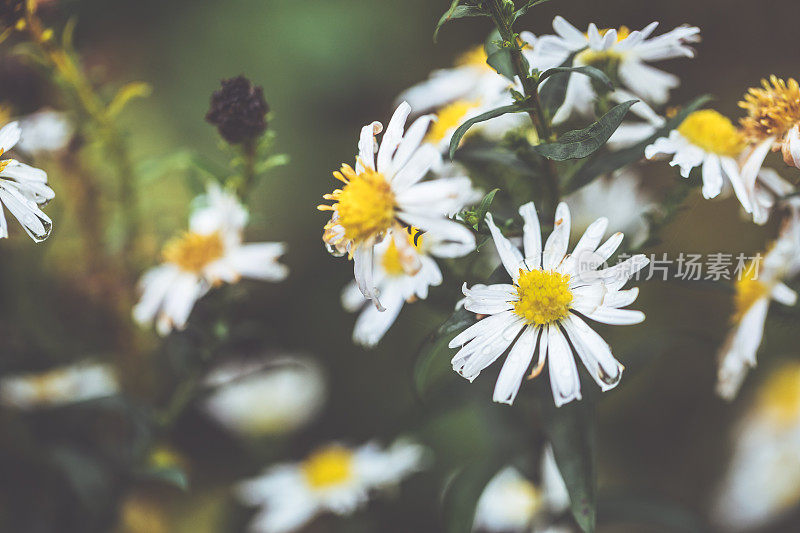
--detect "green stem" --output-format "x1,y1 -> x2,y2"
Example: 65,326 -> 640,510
237,139 -> 258,201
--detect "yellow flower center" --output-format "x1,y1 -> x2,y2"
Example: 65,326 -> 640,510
739,76 -> 800,141
759,364 -> 800,427
733,261 -> 769,322
425,100 -> 481,145
455,45 -> 489,68
381,230 -> 424,276
513,269 -> 573,326
320,164 -> 396,245
575,26 -> 630,67
301,445 -> 354,489
162,231 -> 225,273
677,110 -> 745,156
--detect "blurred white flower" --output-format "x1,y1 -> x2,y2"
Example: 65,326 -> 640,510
645,110 -> 751,210
717,225 -> 800,400
453,201 -> 648,407
473,446 -> 570,532
16,109 -> 72,154
133,183 -> 288,335
0,362 -> 119,409
566,169 -> 655,248
713,363 -> 800,531
747,167 -> 800,226
0,121 -> 54,241
319,102 -> 477,310
237,439 -> 428,533
203,355 -> 326,437
529,17 -> 699,123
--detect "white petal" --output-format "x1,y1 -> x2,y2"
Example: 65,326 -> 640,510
485,212 -> 523,280
395,211 -> 475,258
226,243 -> 289,281
601,287 -> 640,309
353,245 -> 383,310
0,183 -> 52,242
377,102 -> 411,174
583,307 -> 645,325
455,318 -> 525,381
519,202 -> 542,267
593,232 -> 624,263
493,326 -> 537,405
0,122 -> 21,152
771,282 -> 798,306
542,202 -> 571,270
545,325 -> 582,407
352,285 -> 405,347
563,314 -> 624,391
390,143 -> 441,191
701,153 -> 724,199
449,310 -> 517,348
390,114 -> 434,176
357,121 -> 382,172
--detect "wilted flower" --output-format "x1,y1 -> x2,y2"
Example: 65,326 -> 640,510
203,355 -> 326,437
206,75 -> 269,145
530,17 -> 700,123
318,102 -> 476,309
0,362 -> 119,409
717,224 -> 800,400
713,363 -> 800,531
237,439 -> 427,533
452,201 -> 648,407
0,120 -> 54,241
133,183 -> 288,335
473,447 -> 569,532
645,109 -> 751,210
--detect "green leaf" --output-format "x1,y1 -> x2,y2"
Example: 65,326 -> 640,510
434,1 -> 485,42
136,465 -> 190,491
486,49 -> 516,80
567,94 -> 713,192
533,100 -> 637,161
414,307 -> 476,398
598,492 -> 705,533
539,66 -> 613,92
538,54 -> 577,118
442,460 -> 505,533
449,104 -> 525,159
513,0 -> 552,21
538,397 -> 597,533
473,188 -> 500,230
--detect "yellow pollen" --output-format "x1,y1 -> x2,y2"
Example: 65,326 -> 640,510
162,231 -> 225,273
739,76 -> 800,141
381,230 -> 424,276
320,164 -> 396,245
513,269 -> 573,326
677,110 -> 745,156
733,261 -> 769,322
301,445 -> 354,489
758,364 -> 800,427
425,100 -> 481,145
576,26 -> 630,67
455,45 -> 489,68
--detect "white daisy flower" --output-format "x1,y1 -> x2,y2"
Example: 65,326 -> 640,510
566,169 -> 656,249
0,121 -> 54,241
237,439 -> 427,533
644,109 -> 752,210
133,183 -> 288,336
16,109 -> 73,154
748,167 -> 799,226
529,17 -> 700,124
319,102 -> 477,310
473,446 -> 569,532
0,362 -> 119,409
717,228 -> 800,400
713,363 -> 800,532
451,201 -> 649,407
203,355 -> 326,438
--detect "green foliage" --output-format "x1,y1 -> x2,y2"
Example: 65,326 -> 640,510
414,307 -> 477,398
484,29 -> 516,80
459,188 -> 500,231
434,0 -> 486,42
532,100 -> 637,161
449,104 -> 526,159
539,65 -> 613,92
513,0 -> 552,21
538,54 -> 578,119
442,459 -> 506,533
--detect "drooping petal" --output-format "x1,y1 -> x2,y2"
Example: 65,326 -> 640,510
493,325 -> 537,405
353,245 -> 383,310
356,121 -> 382,173
563,314 -> 624,391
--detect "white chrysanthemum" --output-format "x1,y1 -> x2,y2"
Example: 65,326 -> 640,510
529,17 -> 700,124
319,102 -> 477,310
237,439 -> 427,533
713,363 -> 800,531
473,446 -> 569,532
566,169 -> 655,248
0,362 -> 119,409
16,109 -> 72,154
452,201 -> 649,407
133,183 -> 288,335
203,356 -> 326,437
717,227 -> 800,400
645,109 -> 752,210
0,121 -> 54,241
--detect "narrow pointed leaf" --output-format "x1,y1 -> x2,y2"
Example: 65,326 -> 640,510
538,54 -> 578,117
539,66 -> 613,92
434,1 -> 486,42
414,307 -> 476,398
533,100 -> 637,161
449,104 -> 524,159
513,0 -> 552,21
473,188 -> 500,231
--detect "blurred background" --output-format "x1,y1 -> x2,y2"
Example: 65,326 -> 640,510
2,0 -> 800,532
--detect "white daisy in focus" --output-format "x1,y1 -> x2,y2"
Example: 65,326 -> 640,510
713,363 -> 800,531
16,109 -> 73,154
644,109 -> 751,210
566,169 -> 656,248
529,17 -> 700,124
133,183 -> 288,335
203,355 -> 326,438
237,439 -> 428,533
0,121 -> 54,241
319,102 -> 476,309
452,201 -> 649,407
0,362 -> 119,409
474,446 -> 569,532
717,227 -> 800,400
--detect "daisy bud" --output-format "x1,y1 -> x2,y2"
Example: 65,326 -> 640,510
205,75 -> 269,145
